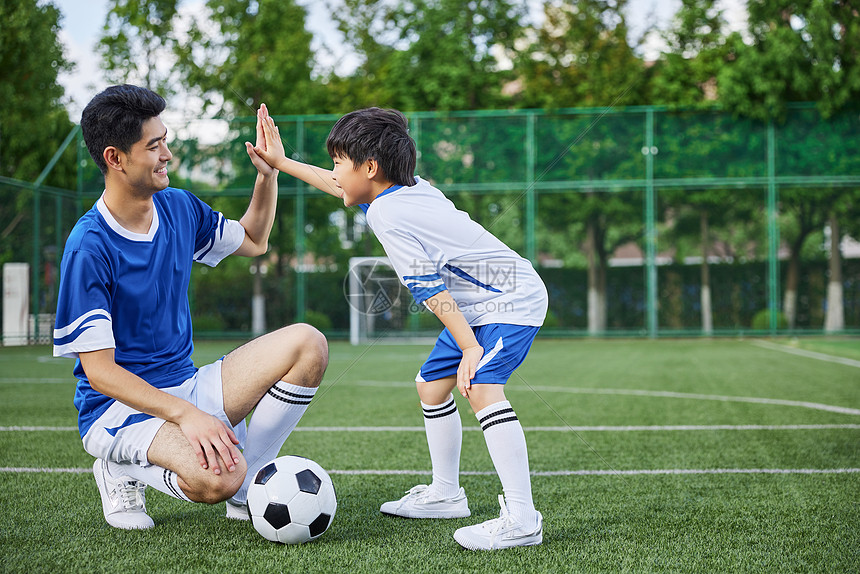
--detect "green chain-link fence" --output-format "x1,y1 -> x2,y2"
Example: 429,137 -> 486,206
3,104 -> 859,343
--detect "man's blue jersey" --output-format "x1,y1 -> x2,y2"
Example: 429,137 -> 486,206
53,188 -> 245,437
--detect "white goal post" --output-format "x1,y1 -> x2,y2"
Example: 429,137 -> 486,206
346,256 -> 437,345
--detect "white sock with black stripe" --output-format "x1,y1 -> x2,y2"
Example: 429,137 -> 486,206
106,460 -> 193,502
475,400 -> 538,529
422,394 -> 462,499
232,381 -> 317,504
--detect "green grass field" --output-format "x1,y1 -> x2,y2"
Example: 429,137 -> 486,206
1,338 -> 858,573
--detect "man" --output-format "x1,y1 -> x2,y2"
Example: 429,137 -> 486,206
53,84 -> 327,529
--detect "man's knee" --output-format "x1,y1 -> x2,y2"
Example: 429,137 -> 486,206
289,323 -> 329,385
183,456 -> 248,504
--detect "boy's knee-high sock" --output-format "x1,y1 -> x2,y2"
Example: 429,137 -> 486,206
106,460 -> 193,502
233,381 -> 317,504
475,400 -> 538,528
422,394 -> 462,499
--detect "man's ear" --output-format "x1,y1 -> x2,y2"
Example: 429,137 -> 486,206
103,147 -> 124,173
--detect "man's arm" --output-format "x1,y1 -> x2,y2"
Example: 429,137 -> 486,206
233,104 -> 280,257
252,109 -> 343,199
79,349 -> 241,475
424,290 -> 484,398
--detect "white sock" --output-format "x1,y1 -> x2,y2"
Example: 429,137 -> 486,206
421,394 -> 462,499
475,400 -> 538,529
232,381 -> 317,504
106,460 -> 192,502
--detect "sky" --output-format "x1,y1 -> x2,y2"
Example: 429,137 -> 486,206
50,0 -> 747,122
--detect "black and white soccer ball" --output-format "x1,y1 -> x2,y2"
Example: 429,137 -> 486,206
247,455 -> 337,544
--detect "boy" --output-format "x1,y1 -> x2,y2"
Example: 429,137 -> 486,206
53,85 -> 328,530
253,107 -> 548,550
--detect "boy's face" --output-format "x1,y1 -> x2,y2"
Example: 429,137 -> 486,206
115,116 -> 172,194
331,155 -> 374,207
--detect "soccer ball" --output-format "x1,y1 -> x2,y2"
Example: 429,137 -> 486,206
247,455 -> 337,544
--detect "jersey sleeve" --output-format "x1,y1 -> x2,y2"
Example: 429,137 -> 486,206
376,228 -> 448,305
187,192 -> 246,267
53,249 -> 115,359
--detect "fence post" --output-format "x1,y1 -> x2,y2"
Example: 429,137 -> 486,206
644,109 -> 658,338
525,112 -> 536,264
295,118 -> 306,323
766,120 -> 780,334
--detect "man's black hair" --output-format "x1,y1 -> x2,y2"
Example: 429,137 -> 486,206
326,107 -> 417,187
80,84 -> 166,175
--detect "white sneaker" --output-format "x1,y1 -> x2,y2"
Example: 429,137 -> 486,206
225,497 -> 250,521
454,495 -> 543,550
380,485 -> 471,518
92,459 -> 154,530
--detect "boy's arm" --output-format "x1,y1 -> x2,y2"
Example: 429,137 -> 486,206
79,349 -> 241,475
424,290 -> 484,398
253,110 -> 343,199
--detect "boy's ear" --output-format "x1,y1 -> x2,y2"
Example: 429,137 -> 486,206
365,158 -> 379,179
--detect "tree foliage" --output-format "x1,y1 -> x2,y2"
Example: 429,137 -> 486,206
0,0 -> 74,183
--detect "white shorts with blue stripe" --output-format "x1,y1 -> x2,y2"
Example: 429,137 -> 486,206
81,359 -> 247,467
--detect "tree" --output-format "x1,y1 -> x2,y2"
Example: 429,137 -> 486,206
0,0 -> 75,275
329,0 -> 527,111
0,0 -> 74,183
514,0 -> 648,333
98,0 -> 181,98
650,0 -> 732,334
718,0 -> 860,330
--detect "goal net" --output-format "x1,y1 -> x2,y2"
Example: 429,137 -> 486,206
345,257 -> 437,345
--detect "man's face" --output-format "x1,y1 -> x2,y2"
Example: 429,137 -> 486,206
121,116 -> 172,194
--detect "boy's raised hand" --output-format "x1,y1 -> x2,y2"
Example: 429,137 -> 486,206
245,103 -> 278,176
253,106 -> 287,170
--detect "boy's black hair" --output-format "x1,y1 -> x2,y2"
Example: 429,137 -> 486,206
326,107 -> 417,187
80,84 -> 166,175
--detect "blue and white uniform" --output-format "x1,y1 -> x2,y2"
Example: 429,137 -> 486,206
360,176 -> 548,384
53,188 -> 245,448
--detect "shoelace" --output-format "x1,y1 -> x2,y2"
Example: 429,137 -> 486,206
403,484 -> 431,502
116,479 -> 146,511
486,495 -> 517,539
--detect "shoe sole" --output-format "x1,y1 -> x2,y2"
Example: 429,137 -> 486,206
453,531 -> 543,550
380,508 -> 471,519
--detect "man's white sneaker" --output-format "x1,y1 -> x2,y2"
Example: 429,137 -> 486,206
92,459 -> 154,530
453,495 -> 543,550
225,497 -> 250,521
380,485 -> 471,518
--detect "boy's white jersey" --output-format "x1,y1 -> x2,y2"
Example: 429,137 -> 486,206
362,176 -> 547,327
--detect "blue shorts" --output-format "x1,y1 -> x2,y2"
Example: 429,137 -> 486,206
416,324 -> 540,385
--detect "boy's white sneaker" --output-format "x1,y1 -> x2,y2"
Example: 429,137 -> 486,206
92,458 -> 154,530
380,484 -> 471,518
225,497 -> 250,521
454,495 -> 543,550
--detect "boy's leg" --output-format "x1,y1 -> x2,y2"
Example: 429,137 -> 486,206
416,377 -> 462,499
454,383 -> 542,550
380,376 -> 470,518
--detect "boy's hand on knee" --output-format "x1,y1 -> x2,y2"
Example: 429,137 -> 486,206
177,408 -> 241,475
457,345 -> 483,398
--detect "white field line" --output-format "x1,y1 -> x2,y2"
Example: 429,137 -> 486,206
1,467 -> 858,477
0,378 -> 71,384
751,339 -> 860,368
356,381 -> 860,416
3,424 -> 860,433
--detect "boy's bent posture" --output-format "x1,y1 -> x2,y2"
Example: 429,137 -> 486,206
254,108 -> 548,550
54,85 -> 328,529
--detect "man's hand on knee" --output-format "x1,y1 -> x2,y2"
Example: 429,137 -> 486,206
176,406 -> 241,475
